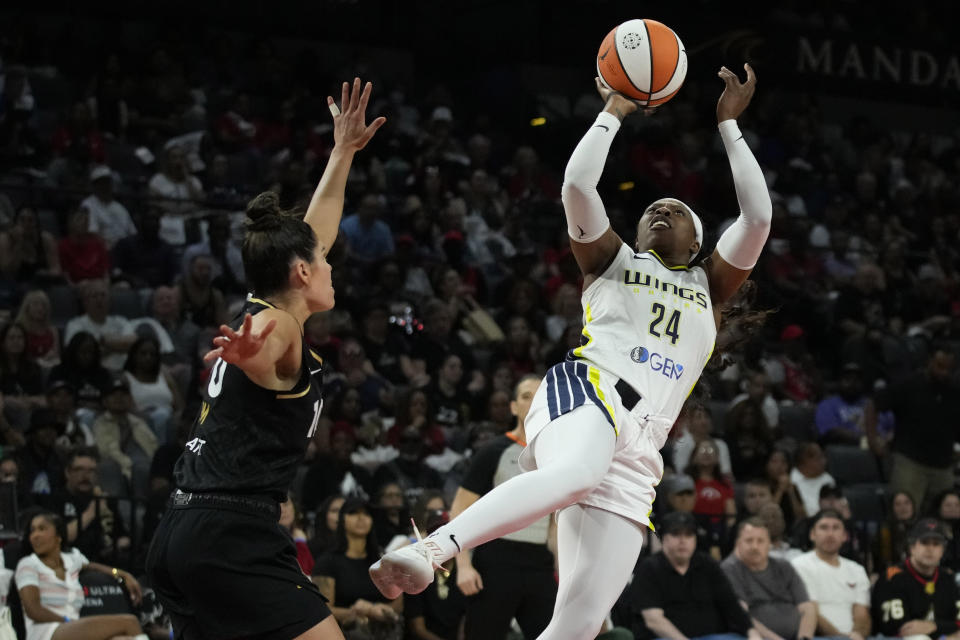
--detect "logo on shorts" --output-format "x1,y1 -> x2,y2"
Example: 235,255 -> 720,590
630,346 -> 684,380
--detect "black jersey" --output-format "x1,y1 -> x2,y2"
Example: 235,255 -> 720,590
871,559 -> 960,638
174,296 -> 324,501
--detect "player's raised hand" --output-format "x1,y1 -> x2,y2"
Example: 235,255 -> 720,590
329,77 -> 386,151
717,63 -> 757,122
204,313 -> 277,365
595,77 -> 639,121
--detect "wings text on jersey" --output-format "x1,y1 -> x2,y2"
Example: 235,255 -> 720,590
622,269 -> 708,308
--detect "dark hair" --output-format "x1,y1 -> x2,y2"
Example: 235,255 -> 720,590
888,490 -> 916,523
65,446 -> 100,468
242,191 -> 318,298
810,508 -> 846,529
123,335 -> 162,378
746,477 -> 773,491
933,489 -> 960,519
513,373 -> 541,400
819,484 -> 843,501
411,489 -> 446,532
62,331 -> 103,371
21,509 -> 70,555
333,497 -> 379,564
396,388 -> 431,428
0,322 -> 33,375
704,281 -> 775,375
735,516 -> 769,541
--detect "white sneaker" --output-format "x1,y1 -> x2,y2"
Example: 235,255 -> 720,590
369,522 -> 444,598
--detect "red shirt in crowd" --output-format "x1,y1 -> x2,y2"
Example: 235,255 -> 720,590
58,235 -> 110,281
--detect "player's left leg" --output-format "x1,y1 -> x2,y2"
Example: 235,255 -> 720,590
536,504 -> 644,640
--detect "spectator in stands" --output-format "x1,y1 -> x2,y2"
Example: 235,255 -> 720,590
16,408 -> 66,495
177,253 -> 227,329
411,298 -> 475,374
729,371 -> 779,432
359,303 -> 418,386
672,404 -> 733,482
0,322 -> 46,417
0,205 -> 61,284
64,279 -> 137,372
759,503 -> 803,562
49,331 -> 112,411
404,507 -> 466,640
485,388 -> 513,432
371,481 -> 411,549
741,478 -> 775,519
815,362 -> 892,446
872,490 -> 916,573
310,494 -> 346,559
312,497 -> 402,636
724,399 -> 773,479
373,425 -> 444,499
15,290 -> 60,368
766,325 -> 820,405
15,511 -> 144,640
148,144 -> 204,245
82,165 -> 136,248
686,440 -> 737,546
181,213 -> 245,295
867,348 -> 959,512
721,518 -> 818,640
46,379 -> 94,450
627,511 -> 758,640
58,206 -> 111,283
871,518 -> 960,639
280,493 -> 314,575
790,443 -> 835,518
427,353 -> 473,434
92,377 -> 158,498
301,424 -> 375,512
38,447 -> 131,565
387,388 -> 444,455
790,509 -> 871,640
122,336 -> 182,444
147,285 -> 199,369
111,209 -> 179,288
763,449 -> 804,527
933,489 -> 960,573
336,338 -> 389,413
340,193 -> 395,265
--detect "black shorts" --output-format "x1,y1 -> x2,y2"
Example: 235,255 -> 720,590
145,495 -> 331,640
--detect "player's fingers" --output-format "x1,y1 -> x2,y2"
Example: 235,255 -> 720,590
327,96 -> 340,118
349,77 -> 362,111
475,574 -> 484,591
744,62 -> 757,85
366,116 -> 387,135
219,324 -> 238,341
203,347 -> 223,363
341,81 -> 349,113
258,318 -> 278,340
358,81 -> 373,113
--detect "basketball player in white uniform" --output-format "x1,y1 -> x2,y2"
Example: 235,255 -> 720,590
371,63 -> 770,640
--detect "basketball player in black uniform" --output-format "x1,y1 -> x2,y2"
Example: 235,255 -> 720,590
146,78 -> 385,640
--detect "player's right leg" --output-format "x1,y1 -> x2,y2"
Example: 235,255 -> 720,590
370,404 -> 616,598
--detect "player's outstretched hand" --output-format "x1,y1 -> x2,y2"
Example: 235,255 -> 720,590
204,313 -> 277,365
595,77 -> 641,121
329,77 -> 387,151
717,63 -> 757,122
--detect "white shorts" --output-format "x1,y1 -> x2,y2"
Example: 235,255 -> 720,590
519,361 -> 670,528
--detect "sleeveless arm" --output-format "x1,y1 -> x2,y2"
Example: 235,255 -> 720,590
562,112 -> 624,277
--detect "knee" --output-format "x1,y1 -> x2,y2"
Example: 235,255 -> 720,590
554,459 -> 607,503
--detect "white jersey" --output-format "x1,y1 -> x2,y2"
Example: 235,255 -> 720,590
571,243 -> 716,426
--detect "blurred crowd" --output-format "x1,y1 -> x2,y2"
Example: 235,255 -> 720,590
0,5 -> 959,640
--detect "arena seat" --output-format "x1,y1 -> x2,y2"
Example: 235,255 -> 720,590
843,483 -> 887,523
778,404 -> 816,442
826,445 -> 881,485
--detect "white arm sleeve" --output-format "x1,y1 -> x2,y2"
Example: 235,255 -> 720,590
714,119 -> 772,270
561,111 -> 621,243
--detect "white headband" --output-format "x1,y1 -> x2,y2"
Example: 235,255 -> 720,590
662,198 -> 703,262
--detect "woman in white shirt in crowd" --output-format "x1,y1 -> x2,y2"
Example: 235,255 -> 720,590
122,336 -> 182,444
15,511 -> 144,640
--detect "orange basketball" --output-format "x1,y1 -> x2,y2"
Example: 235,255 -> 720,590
596,19 -> 687,107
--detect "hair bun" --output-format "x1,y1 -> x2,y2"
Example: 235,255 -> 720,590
245,192 -> 282,231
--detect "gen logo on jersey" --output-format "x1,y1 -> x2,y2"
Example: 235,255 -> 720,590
630,346 -> 685,380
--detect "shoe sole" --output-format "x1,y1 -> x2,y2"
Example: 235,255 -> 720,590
369,557 -> 431,598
